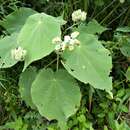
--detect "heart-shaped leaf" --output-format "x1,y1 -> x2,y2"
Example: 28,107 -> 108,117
17,13 -> 62,70
31,69 -> 81,129
62,32 -> 112,93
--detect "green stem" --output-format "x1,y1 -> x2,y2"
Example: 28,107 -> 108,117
57,54 -> 59,71
83,0 -> 88,11
89,86 -> 94,112
44,58 -> 57,69
65,22 -> 79,31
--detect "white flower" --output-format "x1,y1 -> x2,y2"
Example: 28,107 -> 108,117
69,39 -> 75,45
71,31 -> 79,39
55,44 -> 61,51
64,35 -> 71,43
11,47 -> 27,61
73,39 -> 80,45
119,0 -> 125,3
61,42 -> 67,51
69,38 -> 80,46
53,32 -> 81,52
72,9 -> 87,22
72,9 -> 82,22
52,37 -> 62,44
69,45 -> 74,51
81,11 -> 87,21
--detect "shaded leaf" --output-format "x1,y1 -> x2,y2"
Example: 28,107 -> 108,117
0,7 -> 37,33
120,38 -> 130,57
126,67 -> 130,81
31,69 -> 81,129
19,66 -> 37,108
116,26 -> 130,33
77,19 -> 107,35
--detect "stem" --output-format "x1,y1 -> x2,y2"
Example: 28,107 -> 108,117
89,86 -> 94,112
83,0 -> 88,12
56,54 -> 59,71
128,98 -> 130,115
44,58 -> 57,69
65,22 -> 79,31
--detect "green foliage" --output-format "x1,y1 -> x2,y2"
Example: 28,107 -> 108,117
77,20 -> 107,35
116,26 -> 130,33
0,117 -> 28,130
0,0 -> 130,130
0,33 -> 18,68
0,7 -> 37,33
31,69 -> 81,129
120,37 -> 130,57
19,66 -> 37,108
112,121 -> 130,130
62,31 -> 112,93
17,12 -> 62,70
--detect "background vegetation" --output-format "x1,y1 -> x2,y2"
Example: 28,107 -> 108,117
0,0 -> 130,130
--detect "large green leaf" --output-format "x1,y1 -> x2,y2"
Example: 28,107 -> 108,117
31,69 -> 81,129
0,34 -> 18,68
0,7 -> 37,33
62,32 -> 112,92
76,19 -> 107,35
19,66 -> 37,108
17,13 -> 62,70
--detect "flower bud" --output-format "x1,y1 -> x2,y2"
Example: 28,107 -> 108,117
81,11 -> 87,21
11,47 -> 27,61
69,45 -> 74,51
74,39 -> 80,45
55,44 -> 61,51
64,35 -> 71,43
52,37 -> 62,44
119,0 -> 125,3
71,31 -> 79,39
72,9 -> 87,22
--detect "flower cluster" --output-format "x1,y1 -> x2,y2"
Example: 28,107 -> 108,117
11,46 -> 27,61
119,0 -> 125,3
72,9 -> 87,22
52,31 -> 80,53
